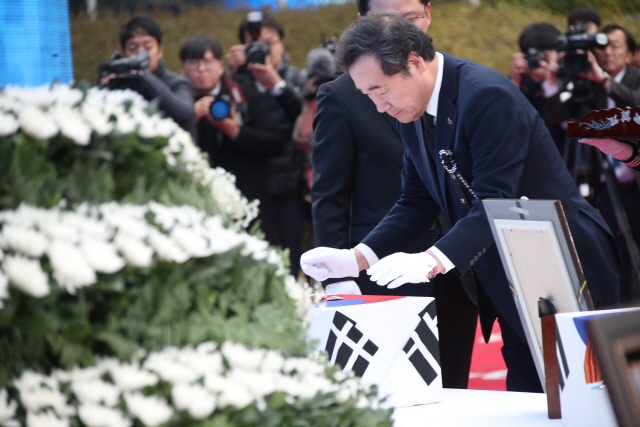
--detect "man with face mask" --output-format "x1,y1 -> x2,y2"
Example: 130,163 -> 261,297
309,0 -> 478,390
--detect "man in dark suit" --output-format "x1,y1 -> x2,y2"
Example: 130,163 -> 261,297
310,0 -> 478,389
180,35 -> 292,245
302,14 -> 621,392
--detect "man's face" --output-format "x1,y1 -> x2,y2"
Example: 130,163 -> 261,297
181,50 -> 224,95
367,0 -> 431,34
572,21 -> 599,34
244,26 -> 284,68
124,31 -> 163,73
596,29 -> 631,77
350,54 -> 430,124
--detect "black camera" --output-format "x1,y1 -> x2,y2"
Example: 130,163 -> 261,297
98,51 -> 150,91
556,25 -> 608,74
244,11 -> 270,65
210,94 -> 232,120
524,47 -> 546,70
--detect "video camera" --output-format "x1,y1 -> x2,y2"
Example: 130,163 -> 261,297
303,37 -> 340,101
556,25 -> 608,75
98,51 -> 150,91
244,11 -> 270,65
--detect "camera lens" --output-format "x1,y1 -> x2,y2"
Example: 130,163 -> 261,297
210,97 -> 231,120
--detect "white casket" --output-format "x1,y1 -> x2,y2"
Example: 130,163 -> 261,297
306,295 -> 442,408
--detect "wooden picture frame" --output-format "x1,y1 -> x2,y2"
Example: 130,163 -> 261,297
482,199 -> 594,391
587,309 -> 640,427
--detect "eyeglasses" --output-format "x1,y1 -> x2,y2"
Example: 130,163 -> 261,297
408,7 -> 427,22
183,57 -> 219,69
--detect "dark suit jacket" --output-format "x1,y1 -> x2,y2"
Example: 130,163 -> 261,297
596,65 -> 640,109
311,72 -> 438,295
362,53 -> 620,341
196,74 -> 291,245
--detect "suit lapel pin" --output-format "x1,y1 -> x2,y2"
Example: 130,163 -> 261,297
447,118 -> 453,125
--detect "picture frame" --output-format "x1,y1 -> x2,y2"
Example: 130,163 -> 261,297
587,309 -> 640,427
482,198 -> 594,390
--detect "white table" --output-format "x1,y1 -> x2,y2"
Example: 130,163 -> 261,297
392,389 -> 562,426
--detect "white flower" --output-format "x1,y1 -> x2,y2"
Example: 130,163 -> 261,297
18,106 -> 58,140
0,112 -> 19,137
179,143 -> 203,164
123,393 -> 173,427
108,364 -> 158,392
213,380 -> 254,409
3,255 -> 49,298
177,349 -> 223,376
50,84 -> 83,107
38,219 -> 79,244
71,379 -> 120,407
78,404 -> 131,427
221,342 -> 264,371
19,387 -> 75,417
0,224 -> 48,257
143,355 -> 200,384
81,103 -> 114,136
13,371 -> 57,392
147,229 -> 189,264
137,117 -> 157,139
228,369 -> 277,398
0,270 -> 7,308
50,106 -> 92,146
171,383 -> 216,420
79,238 -> 125,274
47,240 -> 97,294
0,389 -> 18,427
26,410 -> 69,427
114,114 -> 137,135
169,226 -> 212,258
114,233 -> 153,268
261,350 -> 285,373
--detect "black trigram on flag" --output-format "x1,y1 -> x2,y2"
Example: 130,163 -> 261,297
402,300 -> 440,386
325,311 -> 379,377
556,323 -> 570,391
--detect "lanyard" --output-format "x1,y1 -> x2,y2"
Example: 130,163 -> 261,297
439,149 -> 478,213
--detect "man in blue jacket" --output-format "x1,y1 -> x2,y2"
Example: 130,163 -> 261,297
301,13 -> 620,392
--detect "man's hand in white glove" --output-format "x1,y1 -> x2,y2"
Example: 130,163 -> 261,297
325,280 -> 362,295
367,252 -> 439,289
300,247 -> 360,281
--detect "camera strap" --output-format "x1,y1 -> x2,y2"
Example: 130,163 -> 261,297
439,150 -> 478,214
223,75 -> 247,107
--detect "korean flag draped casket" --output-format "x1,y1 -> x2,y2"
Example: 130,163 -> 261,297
306,295 -> 442,408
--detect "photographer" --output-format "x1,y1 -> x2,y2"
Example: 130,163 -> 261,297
509,23 -> 566,152
180,35 -> 292,246
293,42 -> 340,189
227,12 -> 308,277
101,17 -> 196,138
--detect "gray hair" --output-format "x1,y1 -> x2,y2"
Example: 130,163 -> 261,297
335,13 -> 435,76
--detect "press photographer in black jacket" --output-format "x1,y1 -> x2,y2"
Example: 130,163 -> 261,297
101,17 -> 196,139
180,35 -> 292,247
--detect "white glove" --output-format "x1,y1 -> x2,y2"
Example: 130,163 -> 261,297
367,252 -> 438,289
300,247 -> 359,281
325,280 -> 362,295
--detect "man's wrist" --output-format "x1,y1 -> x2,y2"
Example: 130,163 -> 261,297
270,80 -> 286,96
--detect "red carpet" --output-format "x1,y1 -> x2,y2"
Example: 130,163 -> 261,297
467,318 -> 507,391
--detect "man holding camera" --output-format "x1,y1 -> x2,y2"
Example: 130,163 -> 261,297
180,35 -> 293,246
226,12 -> 308,277
309,0 -> 478,390
101,17 -> 196,138
509,23 -> 566,153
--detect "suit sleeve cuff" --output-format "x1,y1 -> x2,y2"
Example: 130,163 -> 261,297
429,246 -> 455,273
355,243 -> 379,267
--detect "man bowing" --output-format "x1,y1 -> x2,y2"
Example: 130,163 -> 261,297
301,13 -> 621,392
